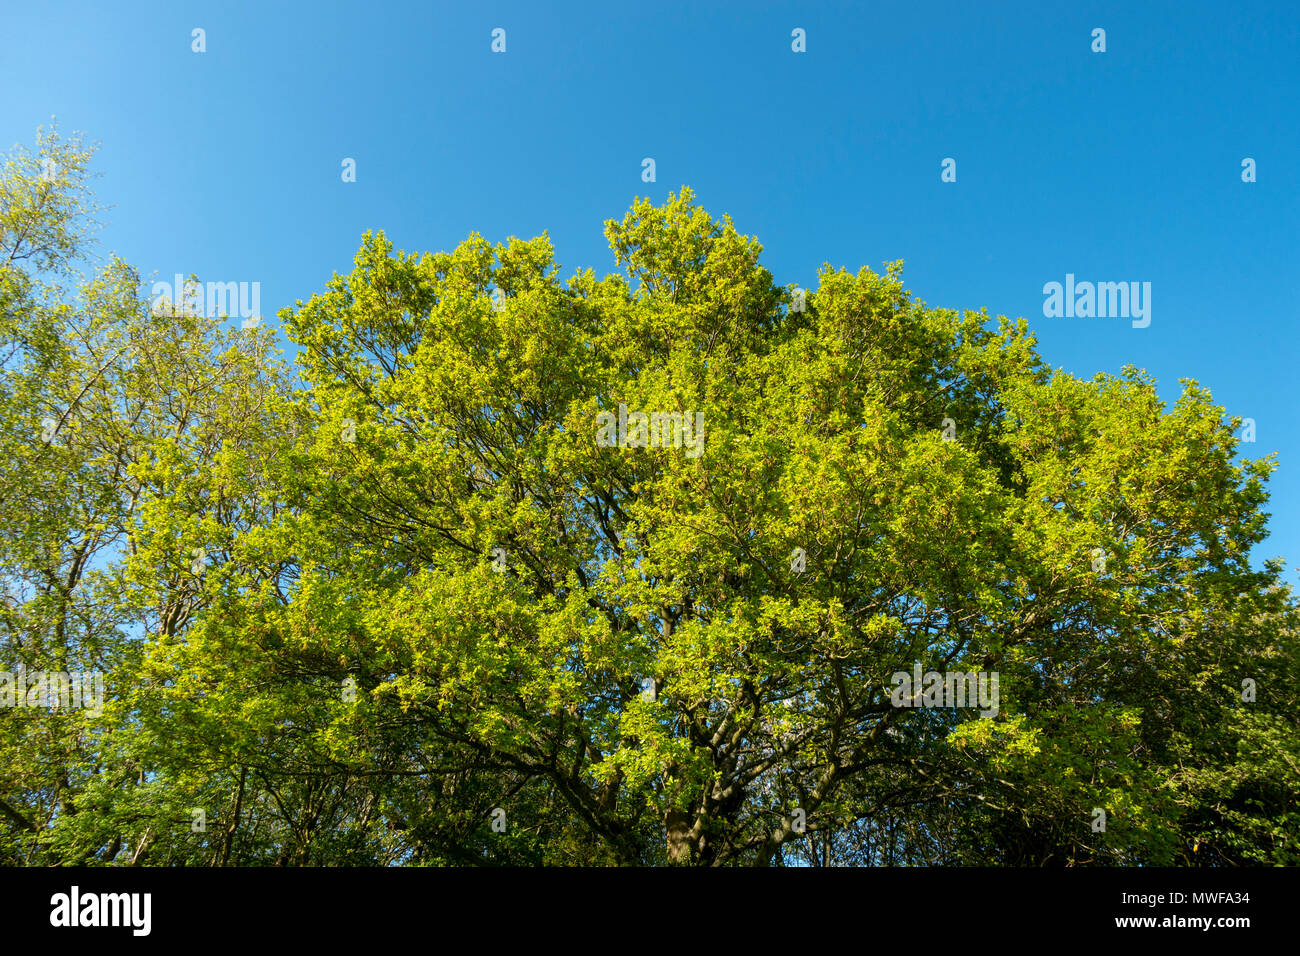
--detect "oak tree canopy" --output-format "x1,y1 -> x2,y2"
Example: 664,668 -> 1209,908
2,131 -> 1296,866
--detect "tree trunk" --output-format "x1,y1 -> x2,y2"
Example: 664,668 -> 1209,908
666,808 -> 691,864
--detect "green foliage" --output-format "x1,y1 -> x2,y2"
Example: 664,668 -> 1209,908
1,134 -> 1296,866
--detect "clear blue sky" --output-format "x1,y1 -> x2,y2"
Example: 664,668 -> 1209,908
3,0 -> 1297,587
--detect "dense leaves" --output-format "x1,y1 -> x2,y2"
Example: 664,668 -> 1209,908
2,133 -> 1296,866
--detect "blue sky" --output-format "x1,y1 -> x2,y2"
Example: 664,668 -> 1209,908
2,0 -> 1297,586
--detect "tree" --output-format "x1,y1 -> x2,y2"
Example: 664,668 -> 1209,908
145,187 -> 1291,865
0,127 -> 286,864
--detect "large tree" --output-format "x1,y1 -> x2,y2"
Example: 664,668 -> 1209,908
142,188 -> 1294,865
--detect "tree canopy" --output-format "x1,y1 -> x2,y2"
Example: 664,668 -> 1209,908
2,129 -> 1296,866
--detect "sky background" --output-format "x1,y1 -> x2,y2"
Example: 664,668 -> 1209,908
2,0 -> 1297,587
